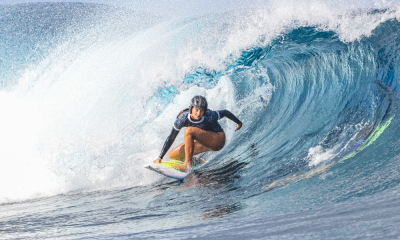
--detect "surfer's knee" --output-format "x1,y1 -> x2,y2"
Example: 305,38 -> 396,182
167,151 -> 174,159
168,143 -> 185,160
184,127 -> 196,137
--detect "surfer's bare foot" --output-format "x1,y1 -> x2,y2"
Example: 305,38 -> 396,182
153,158 -> 162,163
172,164 -> 191,172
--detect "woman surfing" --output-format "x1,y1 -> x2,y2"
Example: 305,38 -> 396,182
153,95 -> 243,172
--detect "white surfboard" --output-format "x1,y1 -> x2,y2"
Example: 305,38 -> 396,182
144,158 -> 205,180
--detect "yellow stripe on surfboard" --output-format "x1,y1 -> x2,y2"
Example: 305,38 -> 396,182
158,160 -> 196,170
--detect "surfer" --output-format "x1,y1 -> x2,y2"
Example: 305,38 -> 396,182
153,95 -> 243,172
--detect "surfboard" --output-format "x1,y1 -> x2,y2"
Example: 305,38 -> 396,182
144,158 -> 205,180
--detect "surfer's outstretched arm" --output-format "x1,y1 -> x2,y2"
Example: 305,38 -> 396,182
154,128 -> 179,163
218,110 -> 243,131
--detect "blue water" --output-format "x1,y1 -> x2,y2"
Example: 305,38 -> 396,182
1,2 -> 400,239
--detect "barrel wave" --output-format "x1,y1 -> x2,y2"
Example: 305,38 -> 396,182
1,2 -> 400,239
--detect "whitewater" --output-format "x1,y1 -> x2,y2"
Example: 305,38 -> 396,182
1,0 -> 400,239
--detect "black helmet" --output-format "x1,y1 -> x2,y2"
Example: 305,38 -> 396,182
190,95 -> 208,113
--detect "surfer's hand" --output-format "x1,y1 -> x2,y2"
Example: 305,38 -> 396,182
235,123 -> 242,132
153,158 -> 162,163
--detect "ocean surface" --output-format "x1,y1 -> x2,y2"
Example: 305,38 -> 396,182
1,2 -> 400,239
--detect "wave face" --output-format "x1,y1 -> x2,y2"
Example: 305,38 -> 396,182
1,2 -> 400,239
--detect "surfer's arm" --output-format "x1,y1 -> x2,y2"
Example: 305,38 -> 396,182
218,110 -> 242,125
158,128 -> 180,159
218,110 -> 242,131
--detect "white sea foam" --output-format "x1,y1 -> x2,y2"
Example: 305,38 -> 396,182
307,122 -> 368,166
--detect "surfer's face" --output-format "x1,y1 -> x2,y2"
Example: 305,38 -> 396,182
191,107 -> 204,120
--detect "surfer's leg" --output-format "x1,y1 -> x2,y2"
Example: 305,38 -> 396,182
172,127 -> 225,172
168,141 -> 211,161
184,127 -> 226,151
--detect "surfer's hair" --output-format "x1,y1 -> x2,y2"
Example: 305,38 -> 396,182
177,108 -> 189,118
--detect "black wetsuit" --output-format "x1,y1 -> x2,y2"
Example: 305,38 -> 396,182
158,109 -> 242,159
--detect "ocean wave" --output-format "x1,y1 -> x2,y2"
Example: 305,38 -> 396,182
0,3 -> 399,211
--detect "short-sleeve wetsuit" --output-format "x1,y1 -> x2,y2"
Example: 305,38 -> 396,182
158,109 -> 242,159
